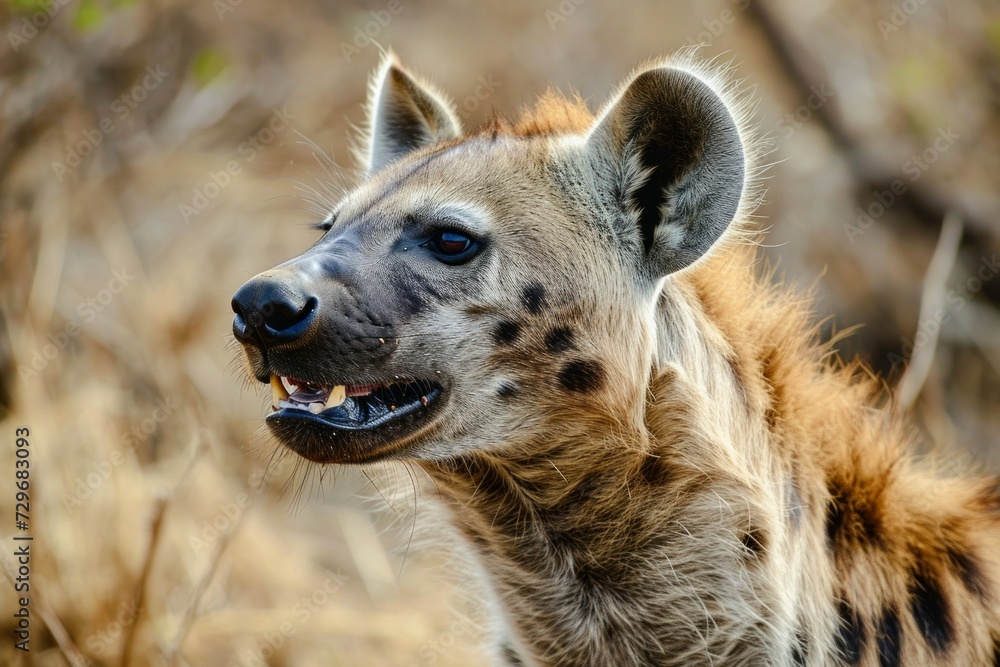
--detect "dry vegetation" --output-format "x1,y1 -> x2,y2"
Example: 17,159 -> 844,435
0,0 -> 998,665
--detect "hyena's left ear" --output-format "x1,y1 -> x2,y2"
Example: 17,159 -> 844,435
363,56 -> 462,175
586,66 -> 745,278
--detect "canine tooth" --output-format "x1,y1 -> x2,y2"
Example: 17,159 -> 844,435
270,375 -> 288,405
308,402 -> 324,414
326,385 -> 346,408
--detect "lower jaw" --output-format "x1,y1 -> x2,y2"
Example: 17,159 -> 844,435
264,386 -> 443,464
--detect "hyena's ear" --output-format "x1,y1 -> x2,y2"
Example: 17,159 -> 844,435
363,57 -> 462,175
586,66 -> 745,278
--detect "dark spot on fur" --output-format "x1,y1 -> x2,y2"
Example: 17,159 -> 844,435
741,528 -> 766,558
825,479 -> 884,553
992,636 -> 1000,667
910,566 -> 953,654
835,600 -> 865,665
792,630 -> 808,665
392,275 -> 426,315
760,346 -> 783,429
639,454 -> 670,486
557,359 -> 606,393
544,473 -> 603,543
500,642 -> 524,666
948,544 -> 988,599
457,455 -> 513,504
544,326 -> 575,353
875,606 -> 902,667
552,474 -> 602,517
521,283 -> 546,314
981,478 -> 1000,516
464,529 -> 492,554
497,382 -> 518,398
764,406 -> 780,430
825,492 -> 845,548
725,354 -> 748,404
492,320 -> 521,345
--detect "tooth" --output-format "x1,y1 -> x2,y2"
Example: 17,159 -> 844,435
308,402 -> 324,414
326,385 -> 346,408
271,375 -> 288,405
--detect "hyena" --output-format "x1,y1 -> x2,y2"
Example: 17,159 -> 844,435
231,53 -> 1000,666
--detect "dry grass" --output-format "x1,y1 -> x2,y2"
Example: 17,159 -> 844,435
0,0 -> 998,665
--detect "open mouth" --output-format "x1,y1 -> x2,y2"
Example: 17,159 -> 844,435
266,374 -> 441,431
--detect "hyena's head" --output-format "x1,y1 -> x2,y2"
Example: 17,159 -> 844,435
232,54 -> 750,464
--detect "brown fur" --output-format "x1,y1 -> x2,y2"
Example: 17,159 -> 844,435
420,245 -> 1000,665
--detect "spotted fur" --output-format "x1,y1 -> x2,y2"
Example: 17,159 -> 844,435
246,51 -> 1000,666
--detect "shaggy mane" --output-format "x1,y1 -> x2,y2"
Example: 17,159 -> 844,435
476,89 -> 595,138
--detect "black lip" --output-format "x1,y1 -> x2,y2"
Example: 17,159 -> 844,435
264,382 -> 445,464
266,385 -> 441,431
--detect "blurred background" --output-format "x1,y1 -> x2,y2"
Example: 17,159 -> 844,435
0,0 -> 998,664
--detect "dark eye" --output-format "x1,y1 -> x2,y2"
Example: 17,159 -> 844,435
423,230 -> 479,264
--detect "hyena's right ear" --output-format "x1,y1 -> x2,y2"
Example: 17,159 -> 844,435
362,56 -> 462,175
585,64 -> 746,280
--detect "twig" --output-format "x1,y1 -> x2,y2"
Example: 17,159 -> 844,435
896,211 -> 964,412
121,436 -> 208,666
121,496 -> 168,667
166,515 -> 243,667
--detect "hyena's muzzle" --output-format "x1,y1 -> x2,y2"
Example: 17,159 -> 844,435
231,244 -> 445,464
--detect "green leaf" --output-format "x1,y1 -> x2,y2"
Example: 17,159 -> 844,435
987,18 -> 1000,56
7,0 -> 53,13
889,57 -> 929,98
72,0 -> 105,32
191,49 -> 230,88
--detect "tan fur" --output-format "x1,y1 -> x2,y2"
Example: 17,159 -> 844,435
240,52 -> 1000,666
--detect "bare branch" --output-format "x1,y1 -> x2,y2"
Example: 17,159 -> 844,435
896,211 -> 964,412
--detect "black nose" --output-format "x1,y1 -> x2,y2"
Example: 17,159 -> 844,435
231,275 -> 317,345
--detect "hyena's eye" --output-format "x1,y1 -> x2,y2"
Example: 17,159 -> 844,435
423,230 -> 480,264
